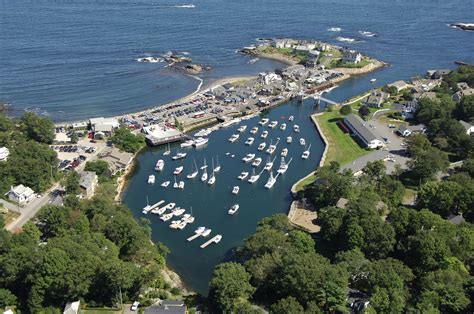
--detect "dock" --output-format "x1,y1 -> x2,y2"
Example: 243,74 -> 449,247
187,233 -> 202,242
149,200 -> 165,211
200,235 -> 221,249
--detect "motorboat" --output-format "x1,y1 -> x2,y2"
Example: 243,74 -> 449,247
177,221 -> 188,230
148,175 -> 155,184
370,78 -> 377,83
163,143 -> 171,156
259,118 -> 269,125
180,139 -> 194,148
178,181 -> 185,189
300,138 -> 306,146
268,121 -> 278,128
280,123 -> 287,131
277,157 -> 290,174
242,153 -> 255,163
169,221 -> 180,229
248,172 -> 260,183
250,126 -> 258,134
161,181 -> 170,187
281,148 -> 288,157
245,137 -> 255,145
173,166 -> 184,175
201,229 -> 212,237
289,116 -> 294,122
238,171 -> 249,180
172,207 -> 185,216
287,136 -> 292,144
195,226 -> 206,234
294,125 -> 300,133
261,130 -> 269,138
237,125 -> 247,133
228,204 -> 239,215
302,144 -> 311,159
172,152 -> 187,160
232,186 -> 240,195
155,159 -> 164,171
265,172 -> 276,189
266,144 -> 276,154
160,213 -> 173,222
264,157 -> 274,171
228,134 -> 240,143
200,158 -> 207,170
193,137 -> 208,147
258,142 -> 266,151
252,157 -> 262,167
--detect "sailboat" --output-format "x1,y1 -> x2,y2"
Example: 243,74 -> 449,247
187,159 -> 199,179
142,195 -> 151,214
201,167 -> 208,182
302,144 -> 311,159
173,175 -> 179,188
213,156 -> 221,172
248,168 -> 260,183
200,158 -> 207,170
208,159 -> 216,185
265,171 -> 276,189
163,143 -> 171,156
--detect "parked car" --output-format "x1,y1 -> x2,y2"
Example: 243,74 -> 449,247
131,301 -> 139,311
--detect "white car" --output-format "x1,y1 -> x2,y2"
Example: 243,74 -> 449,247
131,301 -> 139,311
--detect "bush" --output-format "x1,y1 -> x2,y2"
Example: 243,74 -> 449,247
339,105 -> 352,115
170,287 -> 181,295
358,106 -> 370,118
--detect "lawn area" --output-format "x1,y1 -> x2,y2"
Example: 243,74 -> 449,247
314,111 -> 370,166
1,209 -> 19,226
294,172 -> 317,193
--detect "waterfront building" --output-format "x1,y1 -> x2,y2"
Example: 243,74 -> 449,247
6,184 -> 35,205
363,90 -> 390,108
342,49 -> 362,64
343,114 -> 384,149
98,147 -> 134,175
0,147 -> 9,161
387,80 -> 409,92
89,117 -> 119,135
79,171 -> 98,199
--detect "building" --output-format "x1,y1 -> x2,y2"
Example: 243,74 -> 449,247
388,80 -> 409,92
397,125 -> 412,137
63,300 -> 80,314
453,88 -> 474,102
6,184 -> 35,205
306,50 -> 320,68
144,300 -> 186,314
98,148 -> 134,175
363,90 -> 390,108
0,147 -> 9,161
79,171 -> 98,199
71,121 -> 88,131
347,288 -> 370,313
342,49 -> 362,64
459,120 -> 474,135
447,214 -> 465,226
402,100 -> 418,119
344,114 -> 384,149
430,69 -> 451,79
89,117 -> 119,135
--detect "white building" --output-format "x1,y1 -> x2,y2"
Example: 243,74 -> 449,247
459,120 -> 474,135
0,147 -> 9,161
342,49 -> 362,64
63,301 -> 80,314
344,114 -> 384,149
89,117 -> 119,134
6,184 -> 35,205
388,80 -> 409,92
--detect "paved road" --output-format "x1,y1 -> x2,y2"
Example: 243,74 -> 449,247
6,184 -> 59,232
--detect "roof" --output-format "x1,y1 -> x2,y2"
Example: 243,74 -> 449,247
8,184 -> 35,197
459,120 -> 472,131
0,147 -> 9,153
63,301 -> 80,314
144,304 -> 186,314
388,80 -> 408,89
448,214 -> 465,225
398,125 -> 411,133
344,114 -> 378,143
162,301 -> 185,306
336,197 -> 349,209
79,171 -> 97,189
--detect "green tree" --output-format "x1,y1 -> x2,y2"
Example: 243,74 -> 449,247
70,132 -> 79,144
209,262 -> 255,312
358,106 -> 370,119
406,134 -> 432,157
270,296 -> 304,314
20,112 -> 55,144
408,147 -> 449,183
339,105 -> 352,115
64,171 -> 80,195
84,160 -> 110,177
111,127 -> 145,153
0,288 -> 17,307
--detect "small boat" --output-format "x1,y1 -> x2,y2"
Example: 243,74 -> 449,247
287,136 -> 292,144
266,140 -> 277,154
280,123 -> 287,131
265,172 -> 276,189
250,127 -> 258,134
169,221 -> 180,229
178,181 -> 185,189
289,116 -> 294,122
300,138 -> 306,146
370,78 -> 377,83
142,195 -> 151,213
195,226 -> 206,234
173,166 -> 184,175
193,137 -> 208,147
200,158 -> 207,170
163,143 -> 171,156
238,125 -> 247,133
225,152 -> 230,156
229,134 -> 240,143
187,159 -> 199,179
277,157 -> 290,174
232,186 -> 240,195
228,204 -> 239,215
302,144 -> 311,159
268,121 -> 278,128
208,160 -> 216,185
213,156 -> 221,173
173,176 -> 179,188
160,213 -> 173,222
281,148 -> 288,157
155,159 -> 164,171
258,142 -> 266,151
245,137 -> 255,145
177,221 -> 188,230
248,172 -> 260,183
161,181 -> 170,187
264,157 -> 274,171
294,125 -> 300,133
261,130 -> 269,138
201,169 -> 208,182
172,152 -> 187,160
248,58 -> 259,64
252,157 -> 262,167
242,153 -> 256,163
259,118 -> 269,125
172,207 -> 185,216
238,171 -> 249,180
201,229 -> 212,237
148,175 -> 155,184
180,139 -> 194,148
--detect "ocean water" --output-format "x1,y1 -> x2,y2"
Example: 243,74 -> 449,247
2,0 -> 473,294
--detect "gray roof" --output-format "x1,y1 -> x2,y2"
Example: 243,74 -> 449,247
344,114 -> 378,143
79,171 -> 97,189
459,120 -> 472,131
144,304 -> 186,314
448,214 -> 465,225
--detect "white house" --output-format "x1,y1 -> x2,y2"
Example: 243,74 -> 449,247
342,49 -> 362,64
6,184 -> 35,205
397,125 -> 412,137
388,80 -> 409,92
0,147 -> 9,161
89,117 -> 119,134
344,114 -> 384,149
459,120 -> 474,135
63,300 -> 80,314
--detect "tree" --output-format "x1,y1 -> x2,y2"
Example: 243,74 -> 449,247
64,171 -> 80,196
455,94 -> 474,121
405,134 -> 432,157
339,105 -> 352,115
407,147 -> 449,183
20,112 -> 55,144
270,296 -> 304,314
70,132 -> 79,144
358,106 -> 370,119
111,127 -> 145,153
209,262 -> 255,312
0,288 -> 17,308
84,160 -> 110,177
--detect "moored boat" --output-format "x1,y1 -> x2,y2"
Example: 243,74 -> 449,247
172,152 -> 187,160
280,123 -> 287,131
258,142 -> 266,151
260,130 -> 269,138
252,157 -> 262,167
173,166 -> 184,175
161,181 -> 170,187
242,153 -> 256,163
155,159 -> 165,171
148,175 -> 155,184
250,126 -> 258,134
294,125 -> 300,133
238,171 -> 249,180
228,134 -> 240,143
228,204 -> 239,215
245,137 -> 255,145
193,137 -> 208,147
232,186 -> 240,194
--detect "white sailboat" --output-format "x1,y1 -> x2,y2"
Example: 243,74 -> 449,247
201,168 -> 208,182
214,156 -> 221,172
208,159 -> 216,185
265,171 -> 276,189
163,143 -> 171,156
238,171 -> 249,180
148,175 -> 155,184
264,156 -> 274,171
302,144 -> 311,159
142,195 -> 151,213
258,142 -> 266,151
277,157 -> 292,174
248,168 -> 260,183
161,181 -> 170,187
232,186 -> 240,195
200,158 -> 207,170
173,176 -> 179,188
187,159 -> 199,179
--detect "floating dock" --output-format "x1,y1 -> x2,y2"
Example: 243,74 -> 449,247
187,233 -> 202,242
200,235 -> 221,249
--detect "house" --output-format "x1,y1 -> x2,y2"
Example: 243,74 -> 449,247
273,38 -> 297,49
347,288 -> 370,313
430,69 -> 451,79
63,301 -> 80,314
89,117 -> 119,135
459,120 -> 474,135
79,171 -> 98,199
447,214 -> 465,226
388,80 -> 409,92
402,100 -> 418,119
342,49 -> 362,64
0,147 -> 9,161
306,50 -> 320,68
144,300 -> 186,314
71,121 -> 88,131
397,125 -> 412,137
344,114 -> 384,149
6,184 -> 35,205
98,148 -> 134,175
453,88 -> 474,102
363,90 -> 390,108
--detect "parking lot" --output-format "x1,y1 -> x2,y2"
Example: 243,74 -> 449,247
52,137 -> 108,172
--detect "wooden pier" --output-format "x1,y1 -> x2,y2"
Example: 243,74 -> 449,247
200,235 -> 221,249
187,233 -> 202,242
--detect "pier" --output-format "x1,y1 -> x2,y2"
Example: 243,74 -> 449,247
187,233 -> 203,242
200,235 -> 222,249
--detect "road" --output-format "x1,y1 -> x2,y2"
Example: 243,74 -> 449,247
6,184 -> 59,232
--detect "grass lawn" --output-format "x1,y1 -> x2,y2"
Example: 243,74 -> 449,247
314,111 -> 370,166
294,172 -> 317,193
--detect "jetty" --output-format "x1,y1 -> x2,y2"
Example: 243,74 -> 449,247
200,235 -> 222,248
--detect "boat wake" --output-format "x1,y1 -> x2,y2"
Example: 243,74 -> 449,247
174,4 -> 195,8
358,30 -> 378,37
335,36 -> 363,43
328,27 -> 342,32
